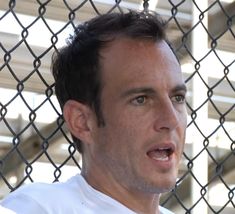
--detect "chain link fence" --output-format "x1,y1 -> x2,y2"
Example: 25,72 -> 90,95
0,0 -> 234,213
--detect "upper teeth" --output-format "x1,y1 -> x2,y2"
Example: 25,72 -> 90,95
158,148 -> 167,150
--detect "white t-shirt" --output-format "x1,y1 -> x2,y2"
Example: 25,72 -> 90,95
0,205 -> 16,214
1,174 -> 174,214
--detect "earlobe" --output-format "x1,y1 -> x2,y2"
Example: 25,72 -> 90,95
63,100 -> 94,144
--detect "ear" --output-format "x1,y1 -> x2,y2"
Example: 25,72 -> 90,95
63,100 -> 96,145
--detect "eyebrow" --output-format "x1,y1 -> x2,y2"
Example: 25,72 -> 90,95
120,87 -> 156,98
171,84 -> 187,94
120,84 -> 187,98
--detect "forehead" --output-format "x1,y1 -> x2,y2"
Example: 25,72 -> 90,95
99,38 -> 183,91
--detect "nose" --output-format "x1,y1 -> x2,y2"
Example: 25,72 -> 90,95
153,99 -> 180,132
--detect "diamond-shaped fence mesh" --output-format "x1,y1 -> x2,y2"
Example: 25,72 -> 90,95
0,0 -> 234,213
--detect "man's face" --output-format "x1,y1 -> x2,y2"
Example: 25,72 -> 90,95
89,38 -> 187,195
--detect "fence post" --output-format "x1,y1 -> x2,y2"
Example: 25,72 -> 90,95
191,1 -> 209,214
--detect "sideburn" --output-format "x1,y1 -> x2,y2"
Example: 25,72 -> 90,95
93,99 -> 106,127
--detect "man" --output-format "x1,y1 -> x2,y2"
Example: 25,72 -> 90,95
1,11 -> 187,214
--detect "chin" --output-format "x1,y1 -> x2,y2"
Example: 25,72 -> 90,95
159,182 -> 176,193
153,174 -> 177,193
141,178 -> 177,195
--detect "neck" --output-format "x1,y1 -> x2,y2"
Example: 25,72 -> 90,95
81,165 -> 161,214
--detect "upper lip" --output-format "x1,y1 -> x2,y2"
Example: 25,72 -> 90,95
146,142 -> 176,156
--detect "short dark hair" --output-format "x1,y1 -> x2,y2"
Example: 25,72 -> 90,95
52,11 -> 166,153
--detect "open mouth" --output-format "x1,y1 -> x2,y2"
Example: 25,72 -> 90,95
147,145 -> 174,161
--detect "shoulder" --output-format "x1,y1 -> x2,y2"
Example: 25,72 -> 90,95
3,175 -> 78,200
1,174 -> 82,214
1,183 -> 49,214
0,205 -> 17,214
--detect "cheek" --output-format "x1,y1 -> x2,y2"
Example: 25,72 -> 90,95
96,105 -> 149,165
175,112 -> 187,152
178,109 -> 187,135
106,108 -> 141,132
104,119 -> 142,153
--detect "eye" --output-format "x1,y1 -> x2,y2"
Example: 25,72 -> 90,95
131,95 -> 147,105
172,95 -> 185,104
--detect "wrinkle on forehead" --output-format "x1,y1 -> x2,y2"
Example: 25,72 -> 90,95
100,38 -> 178,68
99,38 -> 182,91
